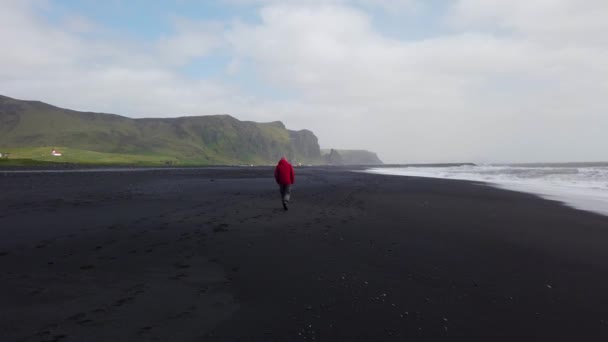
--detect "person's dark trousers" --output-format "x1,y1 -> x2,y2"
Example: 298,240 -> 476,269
279,184 -> 291,210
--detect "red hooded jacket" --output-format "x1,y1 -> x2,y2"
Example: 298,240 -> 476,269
274,158 -> 295,185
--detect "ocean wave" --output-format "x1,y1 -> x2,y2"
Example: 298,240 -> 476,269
365,165 -> 608,217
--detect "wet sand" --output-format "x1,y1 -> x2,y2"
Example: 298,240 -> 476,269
1,167 -> 608,341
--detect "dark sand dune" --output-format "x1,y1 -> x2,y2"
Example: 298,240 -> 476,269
1,167 -> 608,341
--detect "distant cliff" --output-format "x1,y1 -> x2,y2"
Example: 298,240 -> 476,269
0,94 -> 387,166
322,149 -> 383,166
0,94 -> 324,165
289,129 -> 321,163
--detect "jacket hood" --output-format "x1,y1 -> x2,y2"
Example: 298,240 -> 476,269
278,158 -> 289,165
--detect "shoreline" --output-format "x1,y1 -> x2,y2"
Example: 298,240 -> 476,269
2,168 -> 608,341
366,166 -> 608,217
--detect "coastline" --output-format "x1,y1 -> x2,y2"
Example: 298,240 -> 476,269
1,167 -> 608,341
366,166 -> 608,217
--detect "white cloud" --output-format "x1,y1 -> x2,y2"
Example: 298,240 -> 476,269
1,0 -> 607,163
451,1 -> 608,37
0,1 -> 234,117
61,14 -> 101,33
156,17 -> 226,66
225,58 -> 241,75
224,1 -> 608,162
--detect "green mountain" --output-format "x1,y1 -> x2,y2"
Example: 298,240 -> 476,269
0,94 -> 323,165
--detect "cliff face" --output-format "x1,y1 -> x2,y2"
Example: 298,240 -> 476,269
336,150 -> 383,165
322,149 -> 384,166
324,149 -> 344,165
0,95 -> 324,165
289,129 -> 321,163
0,94 -> 386,166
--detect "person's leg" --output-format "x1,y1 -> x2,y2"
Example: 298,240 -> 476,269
283,185 -> 291,204
280,184 -> 291,210
279,185 -> 287,210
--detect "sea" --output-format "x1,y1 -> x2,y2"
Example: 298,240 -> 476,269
366,163 -> 608,217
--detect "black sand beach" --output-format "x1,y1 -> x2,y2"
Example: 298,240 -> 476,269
1,167 -> 608,341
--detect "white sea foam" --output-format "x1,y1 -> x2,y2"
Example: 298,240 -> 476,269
366,164 -> 608,216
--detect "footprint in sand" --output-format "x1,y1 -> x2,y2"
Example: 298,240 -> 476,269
29,287 -> 47,295
174,262 -> 191,269
213,223 -> 229,232
37,324 -> 67,342
170,273 -> 189,280
138,326 -> 154,336
114,297 -> 135,307
172,306 -> 197,318
67,312 -> 86,321
104,239 -> 118,246
66,312 -> 95,326
40,333 -> 68,342
76,319 -> 94,326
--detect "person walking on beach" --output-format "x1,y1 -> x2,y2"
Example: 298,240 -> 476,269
274,157 -> 295,211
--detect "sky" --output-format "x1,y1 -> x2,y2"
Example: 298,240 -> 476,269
1,0 -> 607,163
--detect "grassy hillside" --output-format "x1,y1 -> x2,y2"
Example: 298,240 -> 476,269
0,158 -> 61,167
0,95 -> 322,166
4,147 -> 176,165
